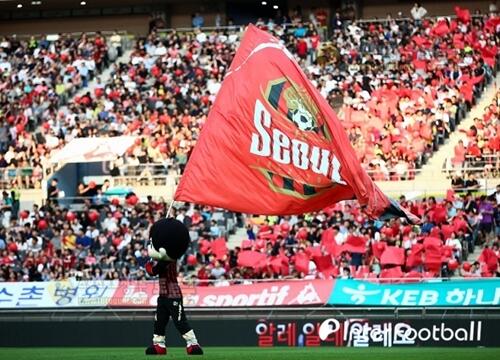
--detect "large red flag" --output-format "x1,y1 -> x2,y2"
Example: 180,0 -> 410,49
175,25 -> 417,222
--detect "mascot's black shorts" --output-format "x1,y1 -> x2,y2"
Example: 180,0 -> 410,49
154,296 -> 191,336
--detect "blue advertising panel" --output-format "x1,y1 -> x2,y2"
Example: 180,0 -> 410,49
328,279 -> 500,307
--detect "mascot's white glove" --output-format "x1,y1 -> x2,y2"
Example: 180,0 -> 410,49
147,243 -> 173,261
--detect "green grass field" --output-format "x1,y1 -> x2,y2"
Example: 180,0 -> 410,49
1,347 -> 499,360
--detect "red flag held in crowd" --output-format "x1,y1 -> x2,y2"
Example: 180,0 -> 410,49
478,248 -> 499,273
380,266 -> 403,279
432,20 -> 450,37
294,252 -> 310,274
454,6 -> 471,23
380,246 -> 405,266
342,235 -> 366,253
372,241 -> 387,259
320,228 -> 342,256
211,238 -> 228,260
312,255 -> 337,277
175,25 -> 418,223
406,243 -> 424,268
237,250 -> 267,268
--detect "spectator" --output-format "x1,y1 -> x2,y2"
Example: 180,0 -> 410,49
411,2 -> 428,22
210,261 -> 226,279
192,13 -> 205,28
464,173 -> 480,192
47,178 -> 60,202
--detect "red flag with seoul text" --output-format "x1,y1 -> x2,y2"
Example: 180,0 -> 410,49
175,25 -> 417,223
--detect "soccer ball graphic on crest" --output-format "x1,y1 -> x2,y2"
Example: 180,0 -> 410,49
289,99 -> 316,131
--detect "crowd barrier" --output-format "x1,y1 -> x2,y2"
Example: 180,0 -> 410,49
1,278 -> 498,309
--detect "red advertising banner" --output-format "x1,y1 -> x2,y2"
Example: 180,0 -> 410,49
110,279 -> 334,308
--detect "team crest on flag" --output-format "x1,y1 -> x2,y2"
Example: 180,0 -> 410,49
175,24 -> 418,223
264,77 -> 331,138
254,77 -> 340,200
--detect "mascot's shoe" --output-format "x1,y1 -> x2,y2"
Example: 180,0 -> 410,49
145,344 -> 167,355
186,344 -> 204,355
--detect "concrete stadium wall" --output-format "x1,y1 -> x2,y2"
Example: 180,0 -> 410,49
362,0 -> 492,18
170,1 -> 226,28
0,0 -> 494,36
0,15 -> 149,36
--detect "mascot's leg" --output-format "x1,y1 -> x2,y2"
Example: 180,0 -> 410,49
183,330 -> 203,355
145,298 -> 169,355
167,298 -> 203,355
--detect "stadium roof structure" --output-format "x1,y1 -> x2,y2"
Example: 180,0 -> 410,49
49,136 -> 137,164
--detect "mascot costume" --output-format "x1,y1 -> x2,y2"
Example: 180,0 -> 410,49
145,218 -> 203,355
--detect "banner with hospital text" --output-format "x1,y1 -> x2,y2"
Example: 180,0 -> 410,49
174,25 -> 417,223
0,280 -> 118,308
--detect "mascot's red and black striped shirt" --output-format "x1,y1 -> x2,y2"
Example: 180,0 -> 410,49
151,261 -> 182,298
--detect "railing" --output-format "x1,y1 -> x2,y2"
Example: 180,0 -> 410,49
102,163 -> 174,187
157,22 -> 326,39
3,163 -> 497,194
117,163 -> 171,176
112,175 -> 169,187
443,155 -> 499,178
157,25 -> 245,34
361,166 -> 498,181
7,30 -> 133,50
352,14 -> 487,24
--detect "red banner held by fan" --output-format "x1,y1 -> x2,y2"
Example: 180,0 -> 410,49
342,235 -> 366,254
238,250 -> 267,268
454,6 -> 471,24
295,252 -> 310,274
174,24 -> 418,224
380,246 -> 405,266
211,238 -> 228,260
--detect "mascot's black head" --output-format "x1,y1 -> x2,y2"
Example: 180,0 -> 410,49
148,218 -> 190,261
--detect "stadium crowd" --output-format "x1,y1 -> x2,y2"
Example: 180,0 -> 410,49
74,12 -> 499,181
450,90 -> 499,179
0,10 -> 497,185
0,186 -> 498,283
0,32 -> 122,189
324,14 -> 498,180
0,7 -> 499,284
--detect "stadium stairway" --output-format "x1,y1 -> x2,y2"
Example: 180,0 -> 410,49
227,226 -> 248,250
50,48 -> 133,172
376,75 -> 500,200
414,74 -> 500,193
72,49 -> 133,99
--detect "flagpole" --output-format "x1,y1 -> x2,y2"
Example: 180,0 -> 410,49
166,200 -> 175,219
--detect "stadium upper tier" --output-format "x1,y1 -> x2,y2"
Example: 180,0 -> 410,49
0,12 -> 498,283
0,14 -> 498,190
